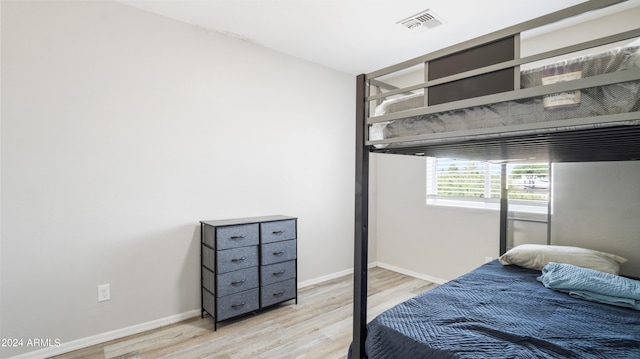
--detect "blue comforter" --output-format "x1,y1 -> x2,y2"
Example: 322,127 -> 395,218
356,261 -> 640,359
538,262 -> 640,310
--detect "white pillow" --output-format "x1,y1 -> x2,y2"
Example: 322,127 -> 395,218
499,244 -> 627,274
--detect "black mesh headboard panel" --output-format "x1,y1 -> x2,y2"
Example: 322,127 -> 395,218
428,36 -> 515,106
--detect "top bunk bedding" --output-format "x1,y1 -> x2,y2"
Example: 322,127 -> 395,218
369,44 -> 640,147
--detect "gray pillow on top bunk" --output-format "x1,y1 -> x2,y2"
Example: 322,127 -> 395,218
499,244 -> 627,274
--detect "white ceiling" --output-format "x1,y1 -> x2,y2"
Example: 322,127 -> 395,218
117,0 -> 639,75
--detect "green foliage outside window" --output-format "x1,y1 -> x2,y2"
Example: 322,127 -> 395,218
435,161 -> 548,201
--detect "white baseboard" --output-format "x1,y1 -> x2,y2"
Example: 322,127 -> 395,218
297,262 -> 377,288
7,310 -> 201,359
376,262 -> 448,285
9,263 -> 430,359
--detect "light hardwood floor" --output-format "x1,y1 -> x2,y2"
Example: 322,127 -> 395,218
51,267 -> 436,359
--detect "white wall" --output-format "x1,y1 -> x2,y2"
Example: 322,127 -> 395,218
552,162 -> 640,277
521,4 -> 640,58
374,153 -> 640,281
0,1 -> 354,357
373,153 -> 500,281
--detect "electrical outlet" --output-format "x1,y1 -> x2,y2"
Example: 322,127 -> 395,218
97,284 -> 110,302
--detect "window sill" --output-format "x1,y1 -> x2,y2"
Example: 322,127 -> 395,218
427,197 -> 548,215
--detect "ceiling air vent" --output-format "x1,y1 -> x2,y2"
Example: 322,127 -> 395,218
397,9 -> 445,31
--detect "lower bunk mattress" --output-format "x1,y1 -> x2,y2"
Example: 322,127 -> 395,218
370,45 -> 640,143
352,260 -> 640,359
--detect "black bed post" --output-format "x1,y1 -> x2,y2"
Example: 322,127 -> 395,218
353,73 -> 369,359
499,163 -> 508,255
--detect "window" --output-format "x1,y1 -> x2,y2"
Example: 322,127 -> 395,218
426,157 -> 549,211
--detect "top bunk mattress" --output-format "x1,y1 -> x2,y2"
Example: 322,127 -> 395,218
370,45 -> 640,144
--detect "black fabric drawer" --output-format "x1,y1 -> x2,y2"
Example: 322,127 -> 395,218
260,220 -> 296,244
211,223 -> 259,250
216,266 -> 259,297
261,260 -> 296,286
202,266 -> 215,294
202,288 -> 216,319
217,246 -> 258,274
216,223 -> 259,250
217,288 -> 259,321
261,239 -> 296,265
202,245 -> 216,271
261,278 -> 296,307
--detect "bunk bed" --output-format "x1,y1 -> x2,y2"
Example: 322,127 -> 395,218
351,1 -> 640,358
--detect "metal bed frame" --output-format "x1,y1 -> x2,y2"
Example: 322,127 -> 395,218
352,0 -> 640,357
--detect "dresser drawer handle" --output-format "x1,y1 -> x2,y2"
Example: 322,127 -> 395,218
231,256 -> 247,262
273,270 -> 286,276
230,235 -> 246,239
272,290 -> 286,297
231,302 -> 246,309
272,230 -> 284,234
272,251 -> 285,256
231,279 -> 246,286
